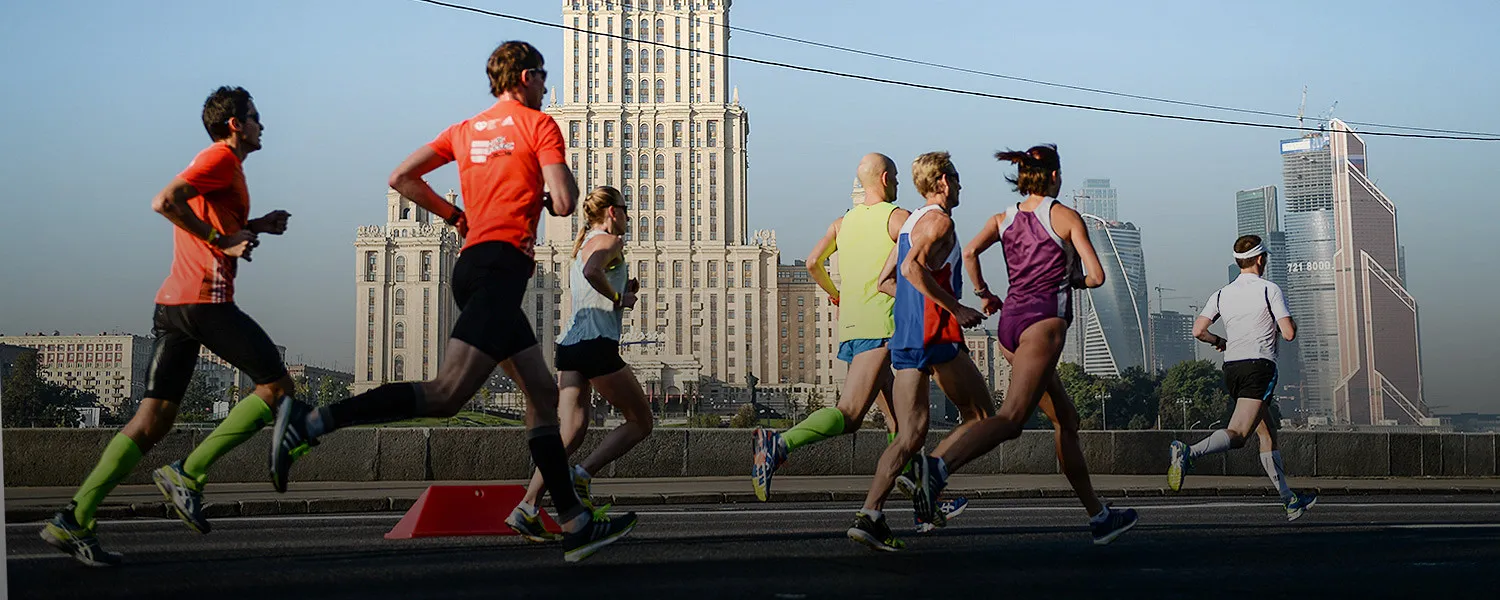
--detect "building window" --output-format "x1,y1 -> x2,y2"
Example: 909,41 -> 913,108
655,186 -> 665,210
365,251 -> 377,282
421,251 -> 432,281
639,78 -> 649,103
604,121 -> 614,147
655,124 -> 665,147
655,154 -> 665,179
639,152 -> 649,179
655,216 -> 665,240
393,356 -> 404,380
640,217 -> 650,241
655,79 -> 665,103
623,79 -> 632,103
638,184 -> 649,210
655,19 -> 664,43
395,289 -> 406,315
394,322 -> 405,349
394,256 -> 406,282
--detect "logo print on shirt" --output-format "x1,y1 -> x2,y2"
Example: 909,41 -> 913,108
469,136 -> 515,163
473,119 -> 499,131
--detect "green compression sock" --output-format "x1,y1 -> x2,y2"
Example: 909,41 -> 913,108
72,434 -> 143,529
781,407 -> 847,452
182,394 -> 274,485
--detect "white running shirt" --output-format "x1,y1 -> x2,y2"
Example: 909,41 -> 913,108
1199,273 -> 1292,363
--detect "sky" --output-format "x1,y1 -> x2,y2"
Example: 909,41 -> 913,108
1,0 -> 1497,413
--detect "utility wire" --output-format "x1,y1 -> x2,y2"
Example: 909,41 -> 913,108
411,0 -> 1500,142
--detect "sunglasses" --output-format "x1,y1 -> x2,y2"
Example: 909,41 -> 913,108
526,68 -> 548,83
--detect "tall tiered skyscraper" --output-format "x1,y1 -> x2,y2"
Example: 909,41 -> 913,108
1281,133 -> 1337,419
1328,119 -> 1427,425
531,0 -> 781,400
1073,178 -> 1119,223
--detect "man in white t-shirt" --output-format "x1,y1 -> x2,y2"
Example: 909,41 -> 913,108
1167,235 -> 1318,520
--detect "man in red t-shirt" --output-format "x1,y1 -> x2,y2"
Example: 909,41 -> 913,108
43,87 -> 300,567
271,41 -> 636,563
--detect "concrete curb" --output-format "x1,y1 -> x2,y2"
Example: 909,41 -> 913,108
10,485 -> 1497,523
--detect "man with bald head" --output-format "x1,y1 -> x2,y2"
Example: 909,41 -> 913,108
755,154 -> 965,526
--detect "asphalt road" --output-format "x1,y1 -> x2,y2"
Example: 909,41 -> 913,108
10,497 -> 1500,599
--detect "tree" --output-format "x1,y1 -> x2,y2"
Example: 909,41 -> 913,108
804,388 -> 826,414
688,413 -> 722,428
176,371 -> 219,422
316,377 -> 349,406
729,402 -> 759,428
292,374 -> 312,403
1057,362 -> 1107,429
1104,367 -> 1159,430
1158,360 -> 1229,429
1,353 -> 99,427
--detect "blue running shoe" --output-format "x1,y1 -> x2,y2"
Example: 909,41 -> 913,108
911,453 -> 947,527
916,496 -> 968,533
1167,440 -> 1191,492
1284,491 -> 1318,521
752,428 -> 787,502
1091,507 -> 1139,545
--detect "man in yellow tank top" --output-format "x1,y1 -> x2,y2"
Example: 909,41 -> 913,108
753,153 -> 914,498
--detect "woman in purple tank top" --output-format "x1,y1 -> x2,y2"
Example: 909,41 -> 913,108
910,144 -> 1141,545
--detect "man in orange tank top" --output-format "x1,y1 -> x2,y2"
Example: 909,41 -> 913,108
268,41 -> 635,563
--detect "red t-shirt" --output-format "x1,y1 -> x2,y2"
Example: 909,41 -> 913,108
155,142 -> 249,305
427,99 -> 565,257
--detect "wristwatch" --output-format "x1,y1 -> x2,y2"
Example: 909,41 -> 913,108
444,209 -> 464,226
205,229 -> 221,245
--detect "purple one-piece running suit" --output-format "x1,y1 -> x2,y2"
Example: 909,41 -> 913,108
995,198 -> 1078,352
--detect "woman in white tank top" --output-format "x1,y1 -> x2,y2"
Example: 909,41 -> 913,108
507,186 -> 655,541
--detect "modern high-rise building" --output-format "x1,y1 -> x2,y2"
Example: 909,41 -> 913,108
353,190 -> 462,393
1281,132 -> 1338,419
533,0 -> 781,401
1328,119 -> 1427,425
1075,215 -> 1150,377
1150,310 -> 1195,371
1073,178 -> 1118,223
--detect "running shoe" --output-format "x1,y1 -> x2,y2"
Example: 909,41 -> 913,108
573,465 -> 596,511
1167,440 -> 1192,492
752,428 -> 787,502
1284,491 -> 1318,521
911,453 -> 947,528
269,397 -> 319,494
505,506 -> 560,543
40,503 -> 123,568
894,474 -> 916,499
153,460 -> 209,534
847,512 -> 905,552
1090,506 -> 1139,545
561,509 -> 638,563
916,496 -> 969,533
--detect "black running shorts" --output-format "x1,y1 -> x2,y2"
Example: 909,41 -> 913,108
146,303 -> 288,401
555,337 -> 627,379
450,241 -> 539,363
1222,359 -> 1278,402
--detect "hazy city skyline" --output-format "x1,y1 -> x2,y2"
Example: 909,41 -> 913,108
2,0 -> 1497,413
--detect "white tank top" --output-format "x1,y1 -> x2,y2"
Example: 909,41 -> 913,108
558,230 -> 628,345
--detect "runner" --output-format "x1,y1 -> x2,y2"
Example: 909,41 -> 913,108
267,41 -> 635,563
1168,234 -> 1317,519
907,145 -> 1139,545
847,152 -> 993,551
41,86 -> 297,567
751,153 -> 966,532
504,186 -> 652,542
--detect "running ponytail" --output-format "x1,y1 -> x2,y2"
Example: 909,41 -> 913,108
572,186 -> 624,259
995,144 -> 1061,197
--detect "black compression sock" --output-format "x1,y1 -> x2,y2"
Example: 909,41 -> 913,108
322,382 -> 424,432
528,425 -> 583,521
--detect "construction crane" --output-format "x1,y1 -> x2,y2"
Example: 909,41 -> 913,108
1153,285 -> 1176,314
1297,85 -> 1307,129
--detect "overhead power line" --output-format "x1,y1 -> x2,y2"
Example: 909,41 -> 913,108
410,0 -> 1500,142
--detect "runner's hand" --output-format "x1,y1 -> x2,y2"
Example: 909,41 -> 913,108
215,230 -> 259,261
1212,335 -> 1227,352
954,304 -> 985,328
452,212 -> 469,238
627,278 -> 640,294
250,210 -> 291,235
620,290 -> 638,310
978,291 -> 1003,316
542,192 -> 557,216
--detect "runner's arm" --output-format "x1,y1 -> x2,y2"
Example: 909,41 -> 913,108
900,213 -> 965,316
388,147 -> 462,224
151,177 -> 256,256
807,219 -> 841,304
876,245 -> 899,298
966,213 -> 1002,303
1053,204 -> 1105,288
1193,292 -> 1226,351
542,163 -> 579,217
581,234 -> 626,307
1268,283 -> 1296,341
